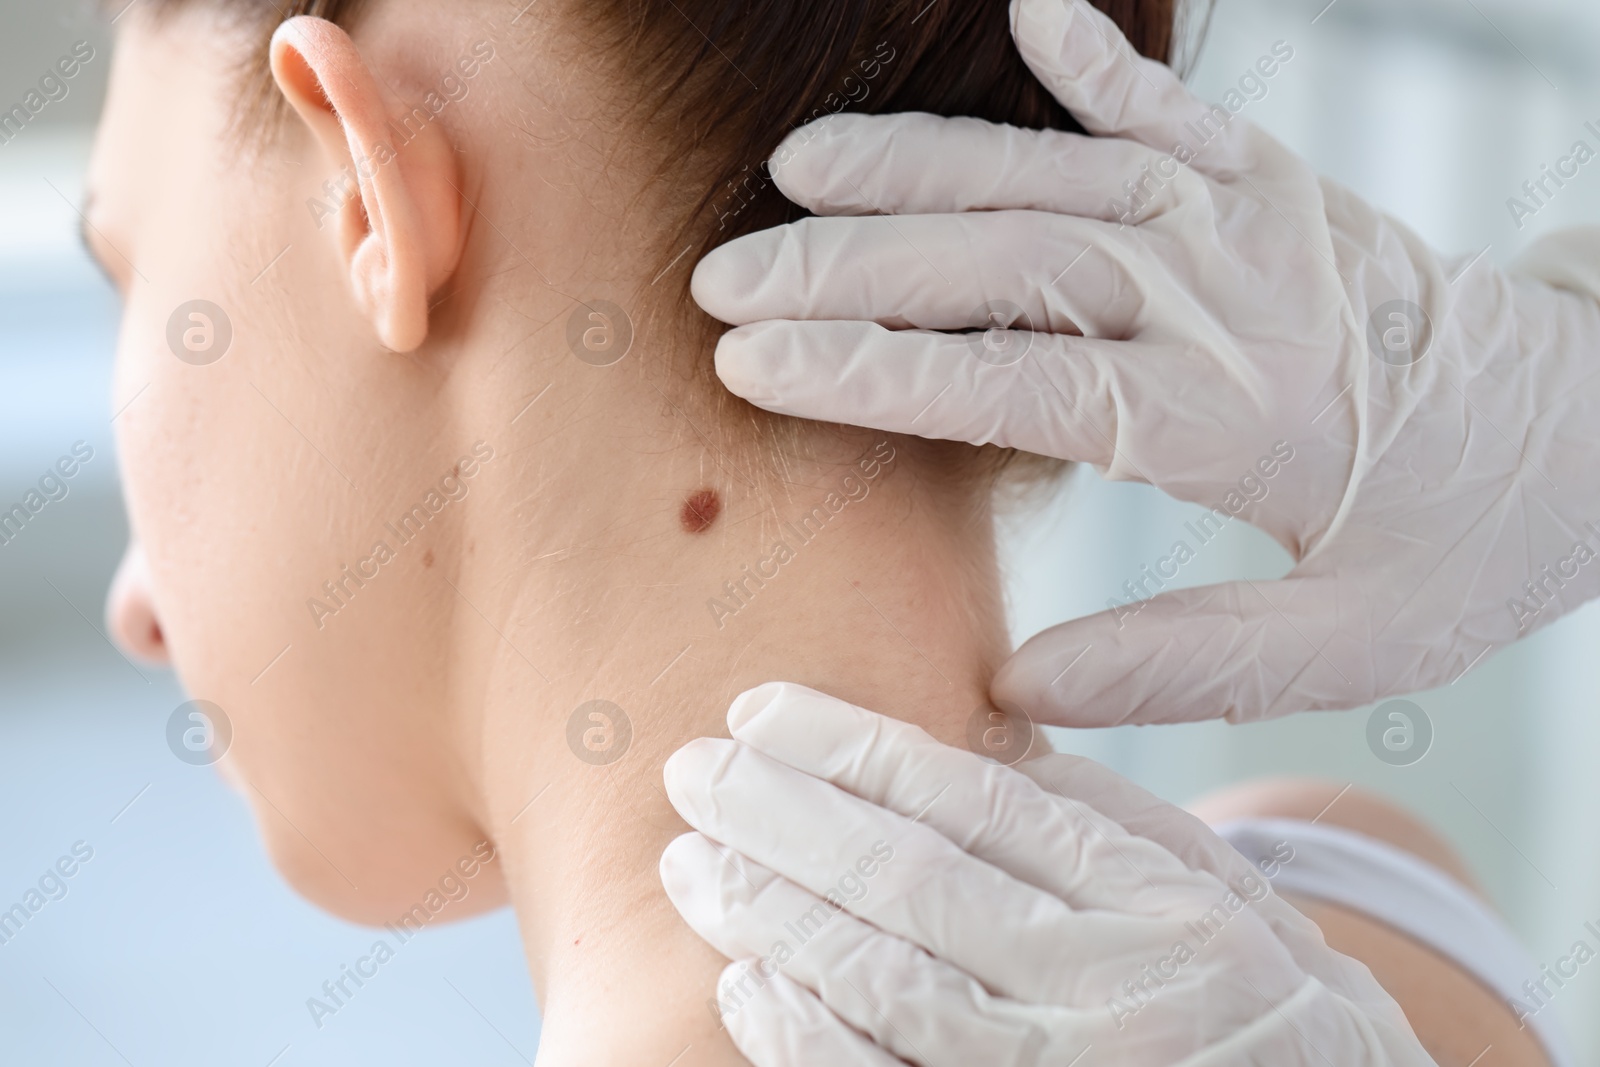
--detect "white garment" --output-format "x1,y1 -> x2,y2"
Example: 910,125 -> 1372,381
1217,817 -> 1576,1067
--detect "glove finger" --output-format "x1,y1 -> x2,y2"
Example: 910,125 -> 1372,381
994,575 -> 1379,726
663,737 -> 1176,1005
718,965 -> 913,1067
665,833 -> 1087,1067
691,210 -> 1152,337
1009,0 -> 1253,176
716,320 -> 1178,477
771,112 -> 1201,222
724,683 -> 1209,912
675,834 -> 1319,1067
1015,753 -> 1264,887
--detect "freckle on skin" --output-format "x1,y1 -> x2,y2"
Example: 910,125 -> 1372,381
422,549 -> 436,569
680,488 -> 721,533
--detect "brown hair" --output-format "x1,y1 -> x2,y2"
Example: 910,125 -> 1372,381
594,0 -> 1191,264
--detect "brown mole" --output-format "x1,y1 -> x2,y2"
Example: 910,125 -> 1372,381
680,488 -> 721,533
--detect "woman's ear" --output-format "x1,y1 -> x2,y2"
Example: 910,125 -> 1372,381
270,16 -> 462,352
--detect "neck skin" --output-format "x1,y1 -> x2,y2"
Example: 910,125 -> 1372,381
335,26 -> 1012,1054
447,327 -> 1010,1064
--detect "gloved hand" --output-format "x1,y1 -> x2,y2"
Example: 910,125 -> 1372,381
661,682 -> 1436,1066
691,0 -> 1600,725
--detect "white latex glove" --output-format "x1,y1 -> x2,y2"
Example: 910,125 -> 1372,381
691,0 -> 1600,725
661,682 -> 1435,1066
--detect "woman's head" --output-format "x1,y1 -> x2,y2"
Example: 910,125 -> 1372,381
89,0 -> 1185,921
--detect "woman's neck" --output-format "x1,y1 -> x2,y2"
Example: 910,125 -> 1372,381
457,402 -> 1008,1064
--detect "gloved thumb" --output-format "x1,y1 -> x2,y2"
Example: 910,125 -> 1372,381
993,575 -> 1381,725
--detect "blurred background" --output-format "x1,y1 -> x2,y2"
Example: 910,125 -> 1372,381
2,0 -> 1598,1062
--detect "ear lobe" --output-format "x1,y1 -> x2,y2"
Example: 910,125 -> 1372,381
270,16 -> 462,353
